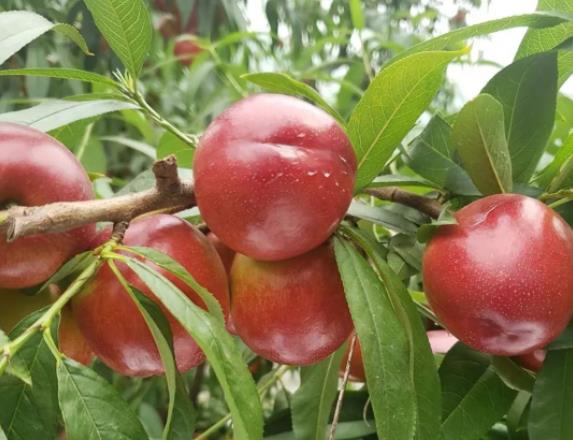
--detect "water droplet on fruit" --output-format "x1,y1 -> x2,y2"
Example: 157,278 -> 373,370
307,170 -> 317,176
323,171 -> 331,178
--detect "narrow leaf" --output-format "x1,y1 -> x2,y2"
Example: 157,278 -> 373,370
0,99 -> 137,132
349,50 -> 464,190
292,347 -> 346,440
342,227 -> 442,440
349,0 -> 365,30
84,0 -> 152,77
529,349 -> 573,440
125,258 -> 263,440
390,12 -> 568,65
57,360 -> 148,440
333,237 -> 416,440
453,94 -> 512,194
482,52 -> 558,182
0,11 -> 90,65
125,246 -> 225,323
0,68 -> 116,86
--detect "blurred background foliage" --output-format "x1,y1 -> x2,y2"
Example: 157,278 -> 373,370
0,0 -> 486,186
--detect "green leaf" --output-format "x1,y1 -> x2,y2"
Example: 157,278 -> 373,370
51,23 -> 92,56
0,425 -> 6,440
517,0 -> 573,85
369,174 -> 441,189
482,52 -> 558,182
38,252 -> 96,294
390,12 -> 569,65
0,68 -> 116,87
452,94 -> 512,195
124,258 -> 263,440
84,0 -> 152,77
491,357 -> 535,393
125,246 -> 225,323
0,99 -> 137,132
341,227 -> 442,440
0,11 -> 91,65
416,209 -> 457,244
347,200 -> 418,235
333,237 -> 416,440
157,131 -> 194,169
536,133 -> 573,189
242,72 -> 344,124
439,344 -> 517,440
407,115 -> 479,196
349,0 -> 365,30
529,349 -> 573,440
291,347 -> 346,440
0,316 -> 59,440
348,50 -> 464,190
25,46 -> 49,99
109,261 -> 194,440
0,330 -> 7,346
58,360 -> 148,440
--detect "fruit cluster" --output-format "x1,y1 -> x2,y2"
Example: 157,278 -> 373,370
0,94 -> 357,377
2,92 -> 573,381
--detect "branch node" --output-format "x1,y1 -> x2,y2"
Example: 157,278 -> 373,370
153,155 -> 180,193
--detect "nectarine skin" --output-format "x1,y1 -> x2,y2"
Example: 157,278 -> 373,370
207,233 -> 234,274
193,94 -> 356,261
72,214 -> 229,376
59,306 -> 94,366
423,194 -> 573,356
231,242 -> 353,365
0,123 -> 95,289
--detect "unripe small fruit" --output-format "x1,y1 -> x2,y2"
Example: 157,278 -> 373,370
423,194 -> 573,356
231,242 -> 353,365
174,35 -> 202,66
0,123 -> 95,288
194,94 -> 356,261
73,214 -> 229,376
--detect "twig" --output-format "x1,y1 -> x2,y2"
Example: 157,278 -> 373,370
329,334 -> 357,440
0,156 -> 195,242
364,187 -> 442,219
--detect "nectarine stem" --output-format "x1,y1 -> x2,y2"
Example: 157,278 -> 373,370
364,186 -> 443,218
329,335 -> 357,440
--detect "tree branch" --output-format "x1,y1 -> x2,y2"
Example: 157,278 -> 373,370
0,156 -> 195,242
364,187 -> 442,219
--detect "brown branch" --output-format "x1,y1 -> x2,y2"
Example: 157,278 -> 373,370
0,156 -> 195,242
364,187 -> 442,219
